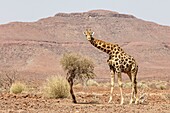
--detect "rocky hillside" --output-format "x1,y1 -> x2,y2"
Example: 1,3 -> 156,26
0,10 -> 170,81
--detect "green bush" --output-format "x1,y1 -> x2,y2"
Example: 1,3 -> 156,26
10,82 -> 26,94
43,76 -> 70,99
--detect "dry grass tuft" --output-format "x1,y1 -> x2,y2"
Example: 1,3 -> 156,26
10,82 -> 26,94
123,81 -> 149,89
161,93 -> 170,100
43,76 -> 70,99
137,82 -> 149,89
148,80 -> 168,90
86,79 -> 99,86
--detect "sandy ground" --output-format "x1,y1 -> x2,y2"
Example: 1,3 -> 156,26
0,86 -> 169,113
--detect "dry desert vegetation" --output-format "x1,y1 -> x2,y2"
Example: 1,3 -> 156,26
0,73 -> 169,113
0,10 -> 170,113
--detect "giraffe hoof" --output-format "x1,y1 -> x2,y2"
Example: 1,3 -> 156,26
129,100 -> 135,104
120,102 -> 124,105
108,97 -> 112,103
108,100 -> 111,104
120,100 -> 124,105
134,98 -> 139,104
135,100 -> 139,105
129,102 -> 134,105
108,98 -> 112,103
120,98 -> 124,105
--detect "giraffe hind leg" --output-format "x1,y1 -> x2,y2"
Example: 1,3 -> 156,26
128,72 -> 135,104
129,65 -> 138,104
108,69 -> 115,103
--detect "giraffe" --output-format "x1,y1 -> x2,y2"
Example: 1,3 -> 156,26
83,29 -> 139,105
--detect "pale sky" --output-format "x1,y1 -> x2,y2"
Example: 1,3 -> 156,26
0,0 -> 170,26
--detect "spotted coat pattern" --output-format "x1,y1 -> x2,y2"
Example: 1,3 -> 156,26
84,29 -> 139,104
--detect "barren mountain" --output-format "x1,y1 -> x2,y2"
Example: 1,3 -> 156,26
0,10 -> 170,81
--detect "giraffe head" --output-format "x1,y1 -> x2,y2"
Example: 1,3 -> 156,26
83,29 -> 94,41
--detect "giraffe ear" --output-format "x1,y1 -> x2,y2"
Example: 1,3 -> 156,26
83,32 -> 86,35
91,32 -> 94,35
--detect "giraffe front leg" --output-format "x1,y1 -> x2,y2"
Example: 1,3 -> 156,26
128,73 -> 135,104
108,69 -> 115,103
117,72 -> 124,105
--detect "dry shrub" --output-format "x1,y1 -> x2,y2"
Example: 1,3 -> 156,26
160,93 -> 170,101
123,81 -> 149,89
10,82 -> 26,94
86,79 -> 99,86
43,76 -> 70,99
60,53 -> 96,85
97,82 -> 110,87
148,81 -> 168,90
0,70 -> 18,90
158,85 -> 166,90
137,82 -> 149,89
123,82 -> 131,88
164,94 -> 170,100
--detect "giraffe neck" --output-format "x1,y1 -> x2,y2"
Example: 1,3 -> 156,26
89,37 -> 118,54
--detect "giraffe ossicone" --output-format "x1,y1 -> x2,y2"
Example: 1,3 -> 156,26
84,29 -> 139,105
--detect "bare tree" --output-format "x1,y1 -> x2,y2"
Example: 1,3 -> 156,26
0,70 -> 18,90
